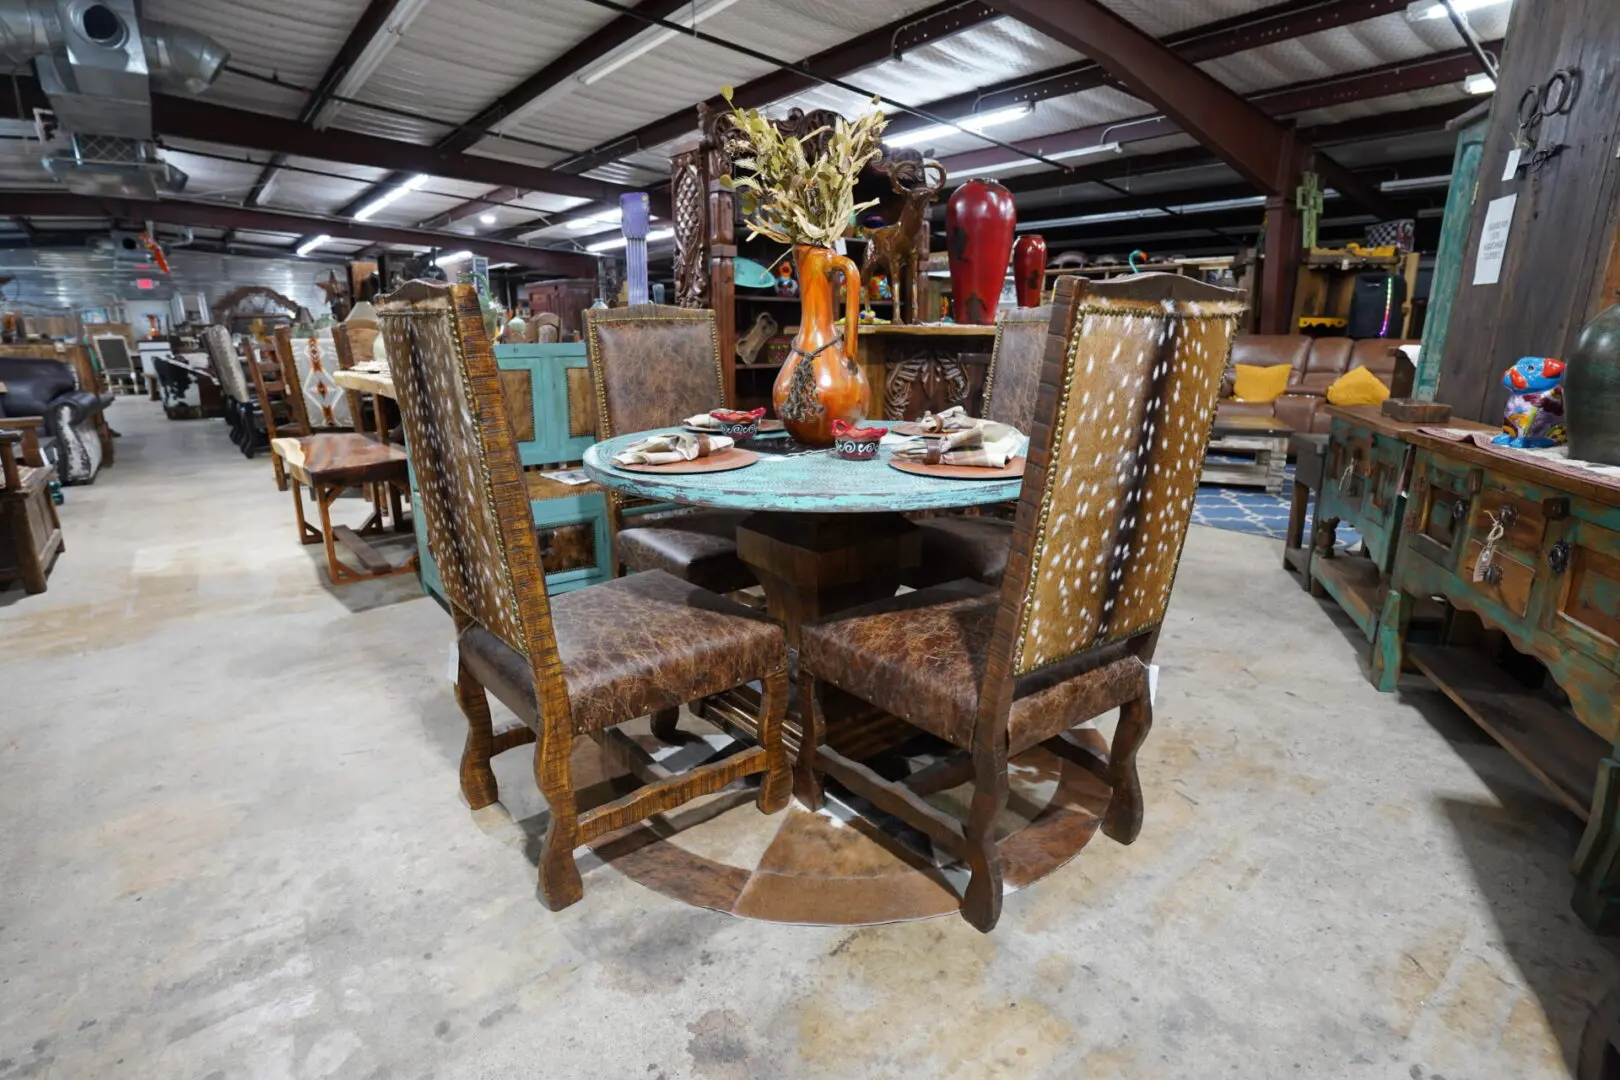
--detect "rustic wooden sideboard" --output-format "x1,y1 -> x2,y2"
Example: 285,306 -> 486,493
1373,429 -> 1619,932
1312,406 -> 1495,652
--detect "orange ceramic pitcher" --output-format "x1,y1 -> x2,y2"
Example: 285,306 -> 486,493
773,244 -> 870,447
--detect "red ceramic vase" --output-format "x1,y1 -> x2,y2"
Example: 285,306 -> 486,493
1012,234 -> 1046,308
946,179 -> 1017,325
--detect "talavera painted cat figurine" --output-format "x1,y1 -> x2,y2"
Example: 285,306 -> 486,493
1493,356 -> 1567,449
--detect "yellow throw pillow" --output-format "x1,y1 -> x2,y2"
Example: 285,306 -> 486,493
1232,363 -> 1293,403
1326,365 -> 1391,407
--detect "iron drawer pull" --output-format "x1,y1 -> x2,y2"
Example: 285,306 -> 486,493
1548,541 -> 1571,574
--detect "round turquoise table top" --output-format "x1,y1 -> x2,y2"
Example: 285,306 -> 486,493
582,424 -> 1023,514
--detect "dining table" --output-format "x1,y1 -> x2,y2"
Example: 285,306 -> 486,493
582,423 -> 1022,646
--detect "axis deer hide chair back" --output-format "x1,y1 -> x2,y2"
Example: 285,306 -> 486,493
584,302 -> 756,593
907,303 -> 1054,589
797,273 -> 1245,930
200,324 -> 260,455
379,282 -> 791,910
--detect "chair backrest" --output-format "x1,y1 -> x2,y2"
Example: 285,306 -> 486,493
584,303 -> 726,438
200,325 -> 251,403
377,282 -> 571,721
980,273 -> 1246,709
272,326 -> 317,434
982,305 -> 1051,432
241,338 -> 297,439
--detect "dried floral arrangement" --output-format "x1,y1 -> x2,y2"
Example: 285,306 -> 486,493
718,86 -> 887,250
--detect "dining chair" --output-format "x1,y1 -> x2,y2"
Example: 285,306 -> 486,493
796,273 -> 1246,931
584,302 -> 756,594
241,336 -> 305,490
378,281 -> 791,911
907,304 -> 1053,588
200,325 -> 256,454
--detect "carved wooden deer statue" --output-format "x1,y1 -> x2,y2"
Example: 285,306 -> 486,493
860,152 -> 946,325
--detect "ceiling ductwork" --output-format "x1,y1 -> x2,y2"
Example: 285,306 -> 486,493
0,0 -> 228,197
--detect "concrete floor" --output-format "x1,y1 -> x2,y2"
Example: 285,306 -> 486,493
1,400 -> 1614,1080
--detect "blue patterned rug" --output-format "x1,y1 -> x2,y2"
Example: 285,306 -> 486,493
1194,464 -> 1361,550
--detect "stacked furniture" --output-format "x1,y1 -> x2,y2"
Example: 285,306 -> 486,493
0,355 -> 115,484
1218,335 -> 1414,434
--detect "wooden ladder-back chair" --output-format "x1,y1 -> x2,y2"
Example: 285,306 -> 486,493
241,336 -> 306,490
378,281 -> 791,911
908,304 -> 1054,589
584,302 -> 756,593
796,273 -> 1246,931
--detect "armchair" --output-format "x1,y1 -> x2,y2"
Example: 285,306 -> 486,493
0,355 -> 115,484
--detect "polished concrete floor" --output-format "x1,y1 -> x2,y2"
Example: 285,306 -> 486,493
1,400 -> 1614,1079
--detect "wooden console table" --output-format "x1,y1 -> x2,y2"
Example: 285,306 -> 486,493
1314,406 -> 1495,654
853,323 -> 996,420
1376,429 -> 1619,932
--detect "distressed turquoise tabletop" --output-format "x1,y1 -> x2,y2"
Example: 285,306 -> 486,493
582,424 -> 1022,513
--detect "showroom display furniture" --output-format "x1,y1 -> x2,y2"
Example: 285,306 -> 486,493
907,305 -> 1050,589
200,325 -> 265,454
0,355 -> 115,484
1282,432 -> 1330,589
332,343 -> 617,602
1202,414 -> 1292,494
153,352 -> 224,420
794,272 -> 1246,931
376,280 -> 791,912
585,303 -> 755,593
1374,427 -> 1620,933
242,337 -> 308,490
0,427 -> 63,594
270,432 -> 416,585
1314,406 -> 1495,650
1218,335 -> 1415,434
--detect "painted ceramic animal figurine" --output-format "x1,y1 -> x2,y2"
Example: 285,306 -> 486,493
775,260 -> 798,297
1493,356 -> 1567,448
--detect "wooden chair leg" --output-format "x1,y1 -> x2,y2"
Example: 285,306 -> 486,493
455,652 -> 500,810
316,485 -> 346,583
650,707 -> 680,742
290,479 -> 321,545
755,667 -> 791,814
533,729 -> 584,910
962,732 -> 1010,933
271,452 -> 288,491
1103,695 -> 1153,845
794,675 -> 827,809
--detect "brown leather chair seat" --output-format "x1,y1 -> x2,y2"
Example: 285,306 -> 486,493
908,515 -> 1014,587
614,508 -> 755,594
799,581 -> 1148,754
459,568 -> 781,734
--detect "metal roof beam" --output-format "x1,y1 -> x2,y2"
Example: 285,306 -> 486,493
245,0 -> 407,207
4,75 -> 634,206
983,0 -> 1393,215
885,0 -> 1412,140
0,193 -> 599,274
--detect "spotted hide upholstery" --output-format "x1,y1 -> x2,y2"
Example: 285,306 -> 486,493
797,275 -> 1245,931
585,302 -> 755,591
379,281 -> 790,911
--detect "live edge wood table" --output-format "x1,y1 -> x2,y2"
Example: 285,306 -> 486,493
583,424 -> 1022,760
1374,427 -> 1620,933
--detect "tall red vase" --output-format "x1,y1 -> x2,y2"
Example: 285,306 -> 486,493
946,179 -> 1017,325
1013,234 -> 1046,308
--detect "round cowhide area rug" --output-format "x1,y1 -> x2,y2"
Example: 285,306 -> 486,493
557,722 -> 1115,926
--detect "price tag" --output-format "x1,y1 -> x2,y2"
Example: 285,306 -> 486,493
1501,148 -> 1522,181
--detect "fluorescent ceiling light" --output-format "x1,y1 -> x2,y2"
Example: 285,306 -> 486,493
580,0 -> 745,86
353,174 -> 429,221
479,211 -> 497,225
588,228 -> 674,253
313,0 -> 432,128
1464,73 -> 1497,94
885,104 -> 1034,150
487,262 -> 518,269
296,234 -> 332,257
566,207 -> 623,231
1406,0 -> 1508,19
1379,174 -> 1454,192
1019,193 -> 1274,231
948,142 -> 1120,182
433,250 -> 473,266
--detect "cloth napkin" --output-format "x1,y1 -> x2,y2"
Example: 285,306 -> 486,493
893,421 -> 1027,468
612,432 -> 734,466
917,405 -> 979,433
682,412 -> 723,430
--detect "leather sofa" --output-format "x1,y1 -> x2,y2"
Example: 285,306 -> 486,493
0,356 -> 116,483
1218,335 -> 1413,434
